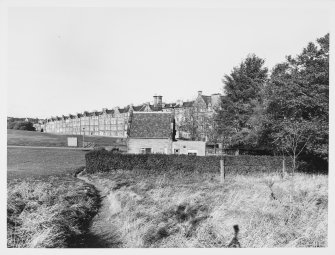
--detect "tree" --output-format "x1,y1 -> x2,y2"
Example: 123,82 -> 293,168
217,54 -> 268,148
271,118 -> 316,172
11,121 -> 36,131
179,105 -> 203,141
265,34 -> 329,166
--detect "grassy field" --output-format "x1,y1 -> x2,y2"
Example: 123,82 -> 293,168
7,129 -> 126,149
6,131 -> 328,248
7,175 -> 100,248
7,146 -> 101,248
7,147 -> 87,179
83,170 -> 328,248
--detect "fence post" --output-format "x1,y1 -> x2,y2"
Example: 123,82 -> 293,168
220,158 -> 225,183
282,158 -> 286,177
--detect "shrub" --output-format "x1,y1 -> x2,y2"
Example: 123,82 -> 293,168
85,151 -> 293,175
8,121 -> 36,131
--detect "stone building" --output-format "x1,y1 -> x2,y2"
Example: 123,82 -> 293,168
127,112 -> 175,154
44,91 -> 223,142
164,91 -> 223,141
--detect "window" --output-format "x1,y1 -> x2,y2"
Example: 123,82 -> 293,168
187,150 -> 198,156
140,148 -> 152,154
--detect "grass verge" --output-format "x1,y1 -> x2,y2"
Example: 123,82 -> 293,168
7,173 -> 100,248
7,147 -> 87,179
84,170 -> 328,248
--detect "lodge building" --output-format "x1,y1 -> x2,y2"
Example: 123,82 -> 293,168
44,91 -> 223,141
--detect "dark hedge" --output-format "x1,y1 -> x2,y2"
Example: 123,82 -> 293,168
85,150 -> 293,175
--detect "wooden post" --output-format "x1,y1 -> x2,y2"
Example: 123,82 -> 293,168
282,158 -> 286,177
220,158 -> 225,183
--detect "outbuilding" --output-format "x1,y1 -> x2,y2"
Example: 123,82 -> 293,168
172,140 -> 206,156
126,112 -> 175,154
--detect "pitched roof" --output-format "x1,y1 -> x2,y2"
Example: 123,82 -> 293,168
163,103 -> 177,108
182,101 -> 194,107
149,105 -> 156,111
133,105 -> 145,111
119,106 -> 130,113
128,112 -> 173,138
201,95 -> 212,106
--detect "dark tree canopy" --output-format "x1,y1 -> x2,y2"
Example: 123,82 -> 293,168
264,33 -> 329,162
216,34 -> 328,172
217,54 -> 268,147
7,121 -> 36,131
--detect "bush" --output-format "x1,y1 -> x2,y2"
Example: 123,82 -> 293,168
7,121 -> 36,131
85,151 -> 293,175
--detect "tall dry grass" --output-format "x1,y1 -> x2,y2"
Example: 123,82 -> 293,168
7,176 -> 100,248
85,170 -> 328,248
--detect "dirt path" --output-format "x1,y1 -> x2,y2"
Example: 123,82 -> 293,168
76,170 -> 123,248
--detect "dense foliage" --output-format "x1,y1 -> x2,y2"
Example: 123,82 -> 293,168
264,34 -> 329,164
217,54 -> 268,148
216,34 -> 329,172
7,121 -> 36,131
85,150 -> 293,174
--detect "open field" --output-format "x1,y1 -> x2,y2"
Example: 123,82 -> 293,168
7,147 -> 87,179
7,175 -> 100,248
82,170 -> 328,248
6,141 -> 328,248
7,129 -> 127,149
7,145 -> 101,248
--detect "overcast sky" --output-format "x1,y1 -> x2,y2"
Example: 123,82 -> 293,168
7,2 -> 330,118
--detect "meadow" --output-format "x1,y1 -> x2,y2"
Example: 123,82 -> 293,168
7,147 -> 87,179
7,130 -> 328,248
81,170 -> 328,248
7,133 -> 100,248
7,129 -> 126,149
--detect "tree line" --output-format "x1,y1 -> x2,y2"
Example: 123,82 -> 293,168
215,33 -> 328,172
7,118 -> 37,131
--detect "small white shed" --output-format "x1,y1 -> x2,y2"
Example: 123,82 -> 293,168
172,141 -> 206,156
67,137 -> 78,147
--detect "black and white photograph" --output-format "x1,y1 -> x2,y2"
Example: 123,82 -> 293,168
1,0 -> 334,251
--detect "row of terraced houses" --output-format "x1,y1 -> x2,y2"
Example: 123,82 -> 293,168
43,91 -> 223,141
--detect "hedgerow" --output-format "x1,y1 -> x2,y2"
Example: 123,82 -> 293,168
85,151 -> 293,175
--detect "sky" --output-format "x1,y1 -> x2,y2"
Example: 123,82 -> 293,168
6,2 -> 331,119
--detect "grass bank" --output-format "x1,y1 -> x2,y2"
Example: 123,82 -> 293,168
83,170 -> 328,248
7,147 -> 87,179
7,129 -> 126,149
7,174 -> 100,248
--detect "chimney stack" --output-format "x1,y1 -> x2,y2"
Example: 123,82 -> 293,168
157,95 -> 163,110
153,95 -> 158,108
